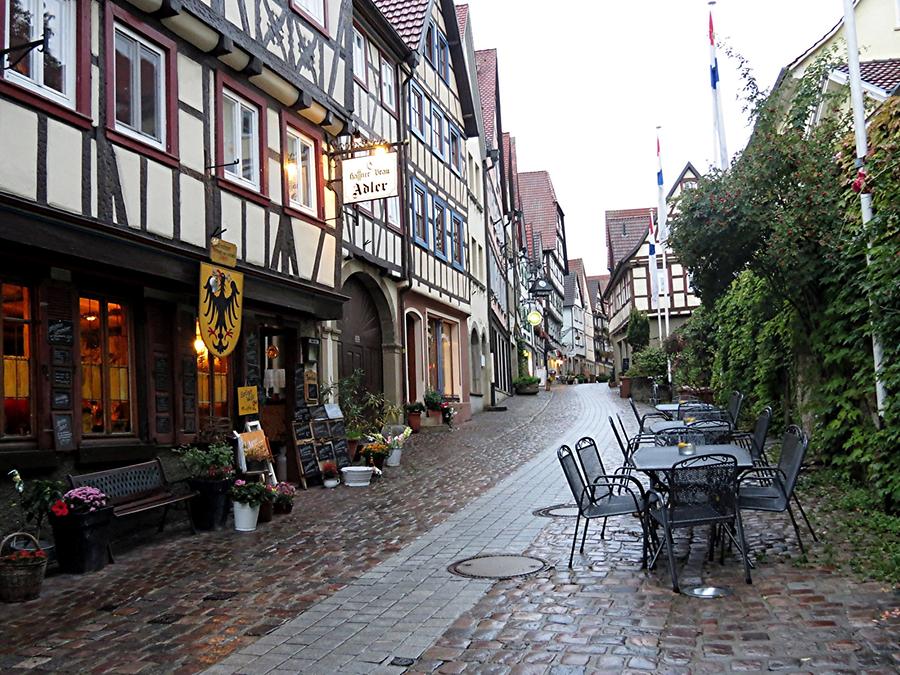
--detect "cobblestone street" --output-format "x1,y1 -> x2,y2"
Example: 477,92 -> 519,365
2,385 -> 899,674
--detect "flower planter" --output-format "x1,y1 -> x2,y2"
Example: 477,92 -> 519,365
347,438 -> 361,461
619,376 -> 632,398
369,454 -> 386,470
257,500 -> 273,524
273,501 -> 294,514
233,502 -> 260,532
407,412 -> 422,433
50,506 -> 114,574
1,533 -> 47,603
515,383 -> 540,395
323,478 -> 340,489
187,478 -> 231,531
341,466 -> 374,487
385,447 -> 402,467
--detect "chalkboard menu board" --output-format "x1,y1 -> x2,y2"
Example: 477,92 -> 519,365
316,441 -> 336,470
52,413 -> 75,451
311,419 -> 330,439
292,420 -> 313,443
332,437 -> 351,469
48,319 -> 74,345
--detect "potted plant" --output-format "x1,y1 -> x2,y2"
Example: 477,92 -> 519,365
258,484 -> 277,524
229,480 -> 267,532
513,376 -> 541,395
174,443 -> 235,531
7,470 -> 65,560
372,427 -> 411,467
360,441 -> 390,470
440,402 -> 457,428
273,482 -> 296,514
0,533 -> 48,603
423,389 -> 443,415
404,401 -> 425,433
49,487 -> 113,574
321,462 -> 340,488
346,422 -> 366,462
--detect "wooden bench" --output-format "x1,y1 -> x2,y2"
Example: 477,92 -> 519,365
68,459 -> 197,560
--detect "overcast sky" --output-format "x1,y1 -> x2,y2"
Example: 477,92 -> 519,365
460,0 -> 845,277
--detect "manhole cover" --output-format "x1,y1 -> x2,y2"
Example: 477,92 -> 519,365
682,585 -> 733,599
448,554 -> 549,580
533,503 -> 579,518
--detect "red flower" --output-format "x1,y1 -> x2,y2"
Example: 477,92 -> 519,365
51,499 -> 69,517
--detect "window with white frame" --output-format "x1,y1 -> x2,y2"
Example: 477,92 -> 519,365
381,60 -> 396,112
386,196 -> 400,226
114,23 -> 165,148
352,29 -> 366,83
433,198 -> 447,257
292,0 -> 325,27
366,42 -> 380,93
222,89 -> 260,190
410,86 -> 426,138
432,107 -> 445,158
4,0 -> 76,107
450,214 -> 464,266
285,128 -> 316,215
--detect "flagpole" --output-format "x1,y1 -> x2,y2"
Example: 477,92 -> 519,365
656,128 -> 673,384
842,0 -> 887,416
709,1 -> 728,170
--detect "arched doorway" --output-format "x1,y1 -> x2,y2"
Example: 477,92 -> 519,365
339,276 -> 384,394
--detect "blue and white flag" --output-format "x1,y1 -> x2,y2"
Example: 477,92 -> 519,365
648,214 -> 659,310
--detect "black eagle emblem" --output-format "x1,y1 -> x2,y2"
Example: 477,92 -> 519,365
202,268 -> 241,354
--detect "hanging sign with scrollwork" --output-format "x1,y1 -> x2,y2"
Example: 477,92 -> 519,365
199,262 -> 243,358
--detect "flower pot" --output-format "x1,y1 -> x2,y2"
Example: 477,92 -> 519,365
233,502 -> 260,532
50,506 -> 114,574
187,478 -> 231,531
385,447 -> 402,467
257,500 -> 274,523
273,500 -> 294,514
619,376 -> 632,398
341,466 -> 374,487
323,478 -> 340,489
347,438 -> 360,462
407,412 -> 422,433
1,533 -> 47,603
515,383 -> 540,395
369,454 -> 385,470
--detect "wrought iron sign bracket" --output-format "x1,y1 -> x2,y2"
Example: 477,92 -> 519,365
1,35 -> 46,71
327,139 -> 407,160
206,159 -> 240,172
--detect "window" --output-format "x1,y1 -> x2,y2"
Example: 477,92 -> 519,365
222,89 -> 260,190
366,42 -> 380,93
432,198 -> 447,258
381,60 -> 396,112
432,106 -> 445,158
450,128 -> 462,173
1,283 -> 33,438
424,24 -> 435,65
292,0 -> 325,28
412,183 -> 427,245
450,214 -> 465,267
285,128 -> 317,215
386,196 -> 400,226
352,29 -> 366,83
113,23 -> 165,148
196,322 -> 230,420
427,318 -> 456,395
79,297 -> 132,435
410,84 -> 426,139
4,0 -> 76,107
436,33 -> 449,82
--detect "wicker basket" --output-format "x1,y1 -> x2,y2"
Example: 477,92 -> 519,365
0,532 -> 48,603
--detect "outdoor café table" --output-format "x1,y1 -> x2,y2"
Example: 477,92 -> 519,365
632,443 -> 754,474
655,403 -> 680,419
647,418 -> 688,434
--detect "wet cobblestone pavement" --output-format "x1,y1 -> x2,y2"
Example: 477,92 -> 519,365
2,385 -> 899,674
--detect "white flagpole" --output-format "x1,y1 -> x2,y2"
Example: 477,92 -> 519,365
656,128 -> 673,384
709,2 -> 728,170
842,0 -> 886,415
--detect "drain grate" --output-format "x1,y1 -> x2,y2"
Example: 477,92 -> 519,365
533,503 -> 579,518
448,554 -> 549,580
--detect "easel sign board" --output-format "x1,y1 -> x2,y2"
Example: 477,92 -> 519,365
323,403 -> 343,420
332,437 -> 351,469
291,421 -> 318,488
311,419 -> 330,439
235,429 -> 276,484
316,441 -> 337,472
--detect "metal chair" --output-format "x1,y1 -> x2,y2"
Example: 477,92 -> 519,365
654,419 -> 733,447
646,453 -> 752,592
738,425 -> 817,553
629,397 -> 669,433
616,413 -> 656,452
557,445 -> 649,568
732,406 -> 772,465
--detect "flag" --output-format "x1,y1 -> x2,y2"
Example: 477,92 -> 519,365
648,214 -> 659,310
709,10 -> 728,170
656,134 -> 668,243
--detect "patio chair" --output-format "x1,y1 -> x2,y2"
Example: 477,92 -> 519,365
629,397 -> 669,433
616,413 -> 656,452
646,453 -> 752,592
654,419 -> 732,446
738,425 -> 817,553
609,417 -> 634,472
732,406 -> 772,465
557,445 -> 649,569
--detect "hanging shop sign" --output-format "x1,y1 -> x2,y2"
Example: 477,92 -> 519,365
342,151 -> 398,204
199,262 -> 244,358
237,386 -> 259,416
526,309 -> 543,327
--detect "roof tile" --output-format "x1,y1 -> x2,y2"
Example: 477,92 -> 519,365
836,58 -> 900,93
519,171 -> 560,251
605,208 -> 655,271
373,0 -> 432,51
455,4 -> 468,38
475,49 -> 498,147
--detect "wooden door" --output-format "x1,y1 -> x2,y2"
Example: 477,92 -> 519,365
339,277 -> 384,394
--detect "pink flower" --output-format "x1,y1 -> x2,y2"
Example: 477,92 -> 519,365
234,479 -> 246,487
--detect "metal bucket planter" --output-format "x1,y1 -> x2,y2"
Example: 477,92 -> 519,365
257,499 -> 274,523
233,502 -> 260,532
341,466 -> 374,487
385,447 -> 402,467
50,506 -> 114,574
187,478 -> 231,530
0,533 -> 48,603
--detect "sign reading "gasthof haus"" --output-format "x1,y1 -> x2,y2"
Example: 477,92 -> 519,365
342,152 -> 398,204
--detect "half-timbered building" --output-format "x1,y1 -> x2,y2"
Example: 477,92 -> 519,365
375,0 -> 478,420
0,0 -> 351,473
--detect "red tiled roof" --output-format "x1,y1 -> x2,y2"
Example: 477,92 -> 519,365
564,258 -> 586,305
519,171 -> 560,251
586,274 -> 610,300
455,4 -> 468,38
605,208 -> 655,271
373,0 -> 432,51
475,49 -> 498,148
836,58 -> 900,93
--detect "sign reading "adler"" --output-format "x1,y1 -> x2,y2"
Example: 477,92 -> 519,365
342,152 -> 398,204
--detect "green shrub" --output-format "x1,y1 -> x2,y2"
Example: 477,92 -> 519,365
626,347 -> 667,379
